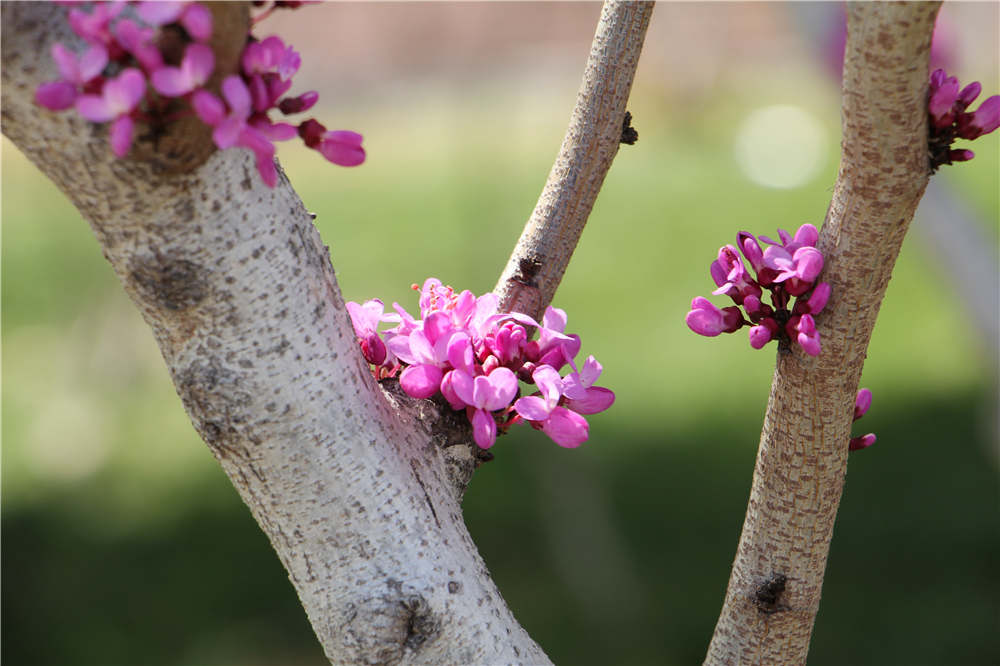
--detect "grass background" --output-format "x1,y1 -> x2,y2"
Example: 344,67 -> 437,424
3,3 -> 998,665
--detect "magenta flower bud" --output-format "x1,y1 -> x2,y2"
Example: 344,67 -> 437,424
721,306 -> 744,333
36,81 -> 78,110
743,294 -> 763,317
792,223 -> 819,249
853,388 -> 872,421
686,297 -> 726,337
929,71 -> 960,126
849,433 -> 876,452
279,90 -> 319,115
748,323 -> 773,349
399,363 -> 444,400
482,354 -> 500,375
795,314 -> 821,356
439,370 -> 468,410
737,231 -> 764,272
957,81 -> 981,109
792,246 -> 824,282
929,68 -> 945,89
361,332 -> 386,366
949,149 -> 975,162
710,259 -> 729,288
957,95 -> 1000,140
806,282 -> 831,314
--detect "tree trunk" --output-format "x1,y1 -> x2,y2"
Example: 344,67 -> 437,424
2,2 -> 548,663
705,3 -> 940,663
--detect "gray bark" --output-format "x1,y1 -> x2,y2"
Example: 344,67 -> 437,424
2,2 -> 548,663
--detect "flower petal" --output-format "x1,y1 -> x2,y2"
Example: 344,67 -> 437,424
514,395 -> 552,422
564,387 -> 615,415
36,81 -> 78,110
399,364 -> 443,400
540,407 -> 589,448
109,115 -> 134,157
470,408 -> 497,449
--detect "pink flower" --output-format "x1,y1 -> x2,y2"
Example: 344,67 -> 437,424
242,36 -> 301,81
711,244 -> 760,303
794,314 -> 821,356
36,82 -> 79,111
278,91 -> 319,115
957,95 -> 1000,140
53,42 -> 108,86
853,388 -> 872,421
389,312 -> 473,399
686,297 -> 742,337
114,19 -> 163,70
194,76 -> 281,186
737,231 -> 764,273
299,119 -> 367,168
137,1 -> 213,42
795,282 -> 831,316
514,366 -> 590,448
562,356 -> 615,415
346,299 -> 395,367
318,130 -> 366,167
849,433 -> 876,452
150,43 -> 214,97
928,69 -> 1000,170
453,367 -> 518,449
514,365 -> 563,422
75,68 -> 145,157
534,306 -> 580,370
68,2 -> 124,47
36,43 -> 107,111
748,322 -> 775,349
929,69 -> 960,127
150,44 -> 215,97
760,224 -> 819,254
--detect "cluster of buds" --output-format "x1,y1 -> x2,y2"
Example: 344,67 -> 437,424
35,0 -> 364,187
686,224 -> 830,357
849,388 -> 876,452
928,68 -> 1000,171
347,279 -> 615,450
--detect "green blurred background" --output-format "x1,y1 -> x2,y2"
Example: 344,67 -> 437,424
3,3 -> 998,665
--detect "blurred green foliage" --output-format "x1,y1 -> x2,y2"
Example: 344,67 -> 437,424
3,42 -> 998,666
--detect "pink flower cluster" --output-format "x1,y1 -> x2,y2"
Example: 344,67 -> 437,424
849,388 -> 876,452
35,1 -> 364,187
928,68 -> 1000,171
686,224 -> 829,357
347,279 -> 615,450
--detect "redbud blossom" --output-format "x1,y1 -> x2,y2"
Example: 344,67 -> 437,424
928,69 -> 1000,171
348,278 -> 614,450
36,1 -> 364,186
849,433 -> 876,452
849,388 -> 876,453
687,224 -> 827,356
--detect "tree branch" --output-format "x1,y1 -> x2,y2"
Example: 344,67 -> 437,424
494,0 -> 654,319
704,3 -> 940,663
1,3 -> 548,663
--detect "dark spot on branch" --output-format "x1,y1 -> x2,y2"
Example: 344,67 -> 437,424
401,595 -> 440,651
621,110 -> 638,145
754,572 -> 787,614
128,253 -> 208,311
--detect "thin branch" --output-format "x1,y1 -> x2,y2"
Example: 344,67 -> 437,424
494,0 -> 654,319
704,3 -> 940,663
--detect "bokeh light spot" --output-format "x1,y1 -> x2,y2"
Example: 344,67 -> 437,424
734,104 -> 828,189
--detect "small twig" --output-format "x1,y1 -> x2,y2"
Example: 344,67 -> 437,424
494,0 -> 654,319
